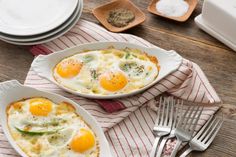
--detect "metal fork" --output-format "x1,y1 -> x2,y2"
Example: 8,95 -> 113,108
170,105 -> 204,157
179,116 -> 223,157
150,97 -> 174,157
156,99 -> 183,157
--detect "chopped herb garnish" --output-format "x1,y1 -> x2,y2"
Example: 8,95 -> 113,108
83,55 -> 94,63
120,62 -> 144,75
90,70 -> 99,79
135,65 -> 144,74
120,62 -> 137,72
125,52 -> 131,59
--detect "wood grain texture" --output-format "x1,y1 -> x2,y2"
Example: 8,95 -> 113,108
0,41 -> 33,83
0,0 -> 236,156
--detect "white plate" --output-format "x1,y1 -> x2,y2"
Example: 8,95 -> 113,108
31,42 -> 183,99
0,0 -> 81,42
0,0 -> 83,45
0,0 -> 78,36
0,80 -> 112,157
195,14 -> 236,51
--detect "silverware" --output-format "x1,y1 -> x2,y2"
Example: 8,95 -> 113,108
170,105 -> 203,157
156,99 -> 183,157
150,97 -> 174,157
179,115 -> 223,157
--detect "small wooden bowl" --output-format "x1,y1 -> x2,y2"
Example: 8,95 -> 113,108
148,0 -> 198,22
93,0 -> 146,32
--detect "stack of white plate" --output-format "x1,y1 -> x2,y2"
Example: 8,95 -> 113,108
0,0 -> 83,45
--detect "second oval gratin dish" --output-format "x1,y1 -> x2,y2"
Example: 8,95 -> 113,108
0,80 -> 112,157
31,42 -> 182,99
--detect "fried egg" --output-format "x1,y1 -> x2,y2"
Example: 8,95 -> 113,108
7,98 -> 99,157
53,47 -> 160,95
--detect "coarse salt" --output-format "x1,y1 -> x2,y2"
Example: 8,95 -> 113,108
156,0 -> 189,17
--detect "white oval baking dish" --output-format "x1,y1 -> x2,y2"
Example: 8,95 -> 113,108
0,80 -> 112,157
31,41 -> 182,99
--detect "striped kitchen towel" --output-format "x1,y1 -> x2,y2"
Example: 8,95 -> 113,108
0,20 -> 221,157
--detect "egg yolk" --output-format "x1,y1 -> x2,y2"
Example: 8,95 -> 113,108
99,71 -> 127,92
56,58 -> 82,78
70,128 -> 95,153
29,98 -> 52,116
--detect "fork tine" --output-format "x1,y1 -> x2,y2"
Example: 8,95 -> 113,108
168,97 -> 174,127
178,105 -> 191,127
198,117 -> 218,141
202,118 -> 222,144
205,119 -> 223,146
155,97 -> 162,125
184,106 -> 200,130
174,99 -> 183,128
164,97 -> 170,126
160,97 -> 166,126
182,106 -> 195,129
190,106 -> 203,135
172,98 -> 177,128
194,115 -> 214,139
175,100 -> 179,127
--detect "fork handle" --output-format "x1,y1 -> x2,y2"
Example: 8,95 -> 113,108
179,148 -> 193,157
170,139 -> 182,157
156,136 -> 169,157
150,136 -> 161,157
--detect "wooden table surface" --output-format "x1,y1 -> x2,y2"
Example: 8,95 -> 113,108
0,0 -> 236,156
